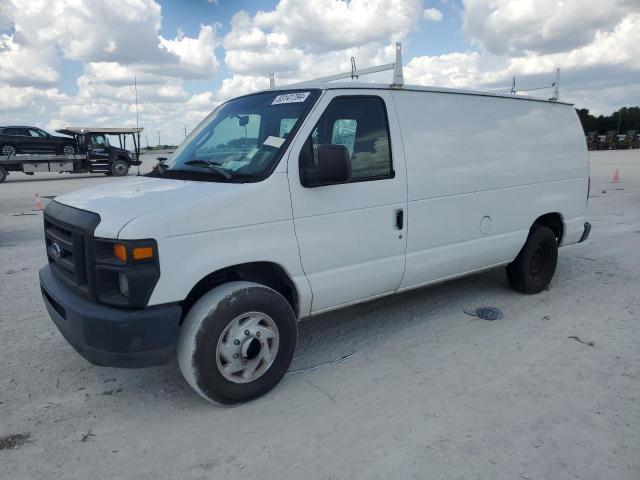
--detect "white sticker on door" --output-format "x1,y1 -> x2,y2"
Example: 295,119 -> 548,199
271,92 -> 310,105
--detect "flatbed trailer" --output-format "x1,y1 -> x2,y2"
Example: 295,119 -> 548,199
0,127 -> 143,182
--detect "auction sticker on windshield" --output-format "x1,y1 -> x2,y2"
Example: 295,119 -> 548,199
271,92 -> 310,105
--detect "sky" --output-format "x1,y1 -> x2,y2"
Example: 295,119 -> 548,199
0,0 -> 638,145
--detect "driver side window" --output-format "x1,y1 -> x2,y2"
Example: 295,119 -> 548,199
305,96 -> 393,182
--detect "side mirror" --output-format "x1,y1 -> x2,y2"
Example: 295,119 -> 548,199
155,157 -> 168,173
301,144 -> 352,187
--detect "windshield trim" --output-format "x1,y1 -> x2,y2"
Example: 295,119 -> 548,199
160,88 -> 322,183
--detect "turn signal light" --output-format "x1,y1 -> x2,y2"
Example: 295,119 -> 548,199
132,246 -> 154,260
113,243 -> 127,262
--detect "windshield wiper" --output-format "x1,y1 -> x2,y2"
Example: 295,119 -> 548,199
184,160 -> 233,180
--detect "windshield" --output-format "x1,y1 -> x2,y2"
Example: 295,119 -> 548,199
156,89 -> 320,182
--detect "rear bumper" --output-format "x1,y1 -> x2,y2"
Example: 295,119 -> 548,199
579,222 -> 591,243
40,264 -> 181,368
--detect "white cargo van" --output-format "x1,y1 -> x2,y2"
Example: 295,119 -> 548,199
39,77 -> 590,404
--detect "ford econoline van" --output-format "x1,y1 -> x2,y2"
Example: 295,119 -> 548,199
39,82 -> 590,404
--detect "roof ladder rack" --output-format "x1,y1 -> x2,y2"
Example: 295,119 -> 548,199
269,42 -> 404,88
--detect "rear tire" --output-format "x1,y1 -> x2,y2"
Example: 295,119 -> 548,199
111,159 -> 129,176
1,144 -> 16,157
177,281 -> 297,405
506,225 -> 558,294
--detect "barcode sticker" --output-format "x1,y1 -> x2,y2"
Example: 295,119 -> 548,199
271,92 -> 310,105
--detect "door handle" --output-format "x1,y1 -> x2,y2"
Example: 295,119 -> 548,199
396,209 -> 404,230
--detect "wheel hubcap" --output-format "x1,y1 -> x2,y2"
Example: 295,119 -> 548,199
2,145 -> 16,156
114,163 -> 126,174
216,312 -> 279,384
63,145 -> 74,155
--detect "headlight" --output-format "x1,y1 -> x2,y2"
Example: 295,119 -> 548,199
93,238 -> 160,308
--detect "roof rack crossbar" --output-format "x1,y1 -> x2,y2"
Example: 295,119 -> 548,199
270,42 -> 404,88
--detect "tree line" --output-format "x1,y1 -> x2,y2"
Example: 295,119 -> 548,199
576,106 -> 640,135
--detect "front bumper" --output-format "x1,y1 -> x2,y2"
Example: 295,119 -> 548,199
40,264 -> 181,368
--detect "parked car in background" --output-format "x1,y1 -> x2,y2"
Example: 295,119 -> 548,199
0,126 -> 77,156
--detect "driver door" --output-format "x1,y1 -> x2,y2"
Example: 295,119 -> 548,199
287,91 -> 408,314
87,134 -> 110,160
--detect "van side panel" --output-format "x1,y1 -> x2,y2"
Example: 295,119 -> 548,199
392,90 -> 588,290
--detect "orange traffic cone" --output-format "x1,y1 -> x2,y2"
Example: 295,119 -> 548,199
34,193 -> 44,211
612,169 -> 620,183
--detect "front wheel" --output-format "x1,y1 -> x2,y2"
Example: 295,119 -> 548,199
177,281 -> 297,405
61,144 -> 76,155
111,159 -> 129,176
506,225 -> 558,294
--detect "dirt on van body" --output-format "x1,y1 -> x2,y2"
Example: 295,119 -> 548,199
1,151 -> 639,479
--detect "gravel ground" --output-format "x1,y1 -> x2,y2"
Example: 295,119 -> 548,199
1,150 -> 639,480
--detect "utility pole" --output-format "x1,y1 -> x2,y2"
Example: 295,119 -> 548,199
617,109 -> 622,134
157,130 -> 161,147
134,75 -> 139,129
145,132 -> 149,148
184,124 -> 187,138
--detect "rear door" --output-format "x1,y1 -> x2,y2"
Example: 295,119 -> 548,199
287,90 -> 408,313
6,128 -> 30,152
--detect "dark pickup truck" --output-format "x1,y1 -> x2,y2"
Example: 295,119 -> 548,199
0,126 -> 77,156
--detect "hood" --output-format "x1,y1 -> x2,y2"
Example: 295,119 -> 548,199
55,176 -> 243,238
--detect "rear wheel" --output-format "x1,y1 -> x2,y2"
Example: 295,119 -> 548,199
177,281 -> 297,405
111,159 -> 129,176
1,144 -> 16,157
506,225 -> 558,294
0,166 -> 7,183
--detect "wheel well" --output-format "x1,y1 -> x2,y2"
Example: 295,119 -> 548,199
533,212 -> 564,243
181,262 -> 299,321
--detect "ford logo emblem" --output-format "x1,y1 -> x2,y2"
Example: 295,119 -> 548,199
51,242 -> 62,259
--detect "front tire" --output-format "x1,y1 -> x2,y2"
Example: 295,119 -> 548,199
111,159 -> 129,176
61,144 -> 76,155
506,225 -> 558,294
177,281 -> 297,405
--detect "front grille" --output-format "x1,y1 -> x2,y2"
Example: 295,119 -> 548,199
43,201 -> 100,298
45,219 -> 85,287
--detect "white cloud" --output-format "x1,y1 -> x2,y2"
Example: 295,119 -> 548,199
0,34 -> 59,86
404,10 -> 640,113
405,52 -> 480,87
423,8 -> 443,22
2,0 -> 220,85
228,0 -> 423,54
159,24 -> 220,78
462,0 -> 640,56
0,84 -> 68,110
